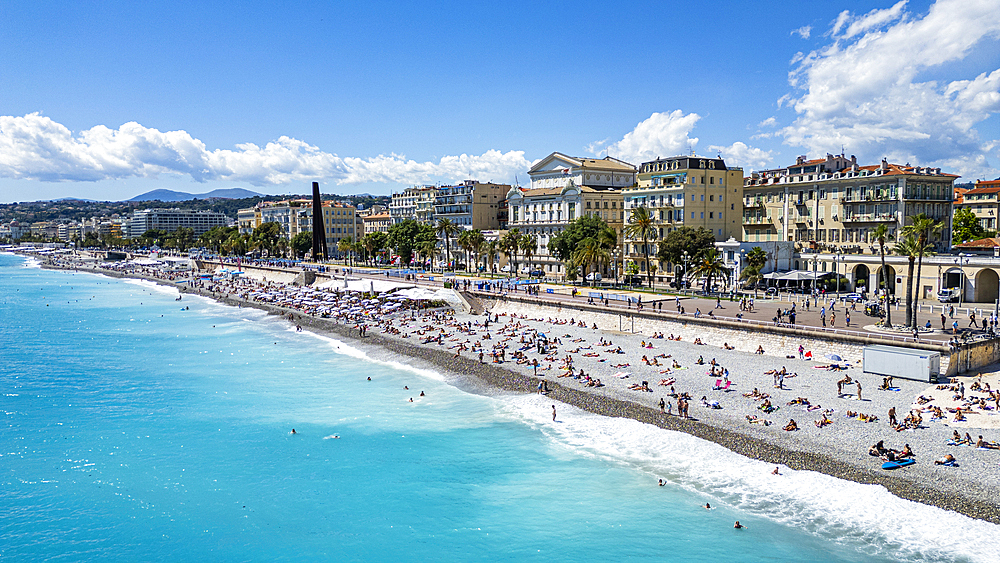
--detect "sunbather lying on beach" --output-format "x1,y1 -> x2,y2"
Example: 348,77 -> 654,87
783,419 -> 798,431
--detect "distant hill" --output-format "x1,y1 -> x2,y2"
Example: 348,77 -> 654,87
128,188 -> 264,202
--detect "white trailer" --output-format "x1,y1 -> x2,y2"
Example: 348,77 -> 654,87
863,344 -> 940,383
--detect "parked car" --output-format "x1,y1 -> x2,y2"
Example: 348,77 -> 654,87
765,287 -> 778,295
529,269 -> 545,277
585,272 -> 602,282
500,265 -> 512,273
937,287 -> 961,303
841,292 -> 864,303
623,275 -> 644,285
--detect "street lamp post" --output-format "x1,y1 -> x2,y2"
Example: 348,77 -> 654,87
835,252 -> 843,297
682,250 -> 690,292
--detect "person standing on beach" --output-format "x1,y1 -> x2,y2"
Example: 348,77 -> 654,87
856,381 -> 862,400
552,405 -> 557,422
659,397 -> 665,413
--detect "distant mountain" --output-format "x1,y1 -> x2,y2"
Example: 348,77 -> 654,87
53,197 -> 98,202
128,188 -> 264,202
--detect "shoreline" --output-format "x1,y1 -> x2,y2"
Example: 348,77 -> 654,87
34,258 -> 1000,524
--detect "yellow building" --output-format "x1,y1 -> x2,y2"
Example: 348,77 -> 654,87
624,155 -> 743,279
955,178 -> 1000,230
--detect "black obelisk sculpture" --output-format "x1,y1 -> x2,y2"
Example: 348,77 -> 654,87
311,182 -> 328,261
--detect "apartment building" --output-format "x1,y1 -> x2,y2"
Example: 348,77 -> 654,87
506,152 -> 636,277
433,180 -> 510,230
623,155 -> 743,277
955,178 -> 1000,230
742,153 -> 958,252
126,209 -> 228,238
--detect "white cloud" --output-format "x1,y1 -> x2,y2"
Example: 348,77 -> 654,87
758,117 -> 778,128
707,141 -> 775,169
792,26 -> 812,39
589,110 -> 773,169
781,0 -> 1000,180
838,0 -> 908,39
0,113 -> 531,186
588,110 -> 701,163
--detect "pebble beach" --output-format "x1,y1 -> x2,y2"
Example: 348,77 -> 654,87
34,254 -> 1000,524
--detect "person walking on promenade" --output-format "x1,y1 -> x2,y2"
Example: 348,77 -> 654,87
941,312 -> 947,331
830,310 -> 836,328
845,310 -> 850,328
970,311 -> 979,328
820,306 -> 826,327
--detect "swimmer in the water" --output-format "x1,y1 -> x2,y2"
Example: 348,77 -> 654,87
419,391 -> 425,396
409,398 -> 413,402
734,521 -> 745,529
658,479 -> 664,486
291,429 -> 297,434
367,377 -> 371,381
704,503 -> 711,509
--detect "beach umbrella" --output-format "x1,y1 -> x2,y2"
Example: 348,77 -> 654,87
825,353 -> 843,362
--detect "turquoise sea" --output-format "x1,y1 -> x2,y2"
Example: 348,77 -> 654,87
1,253 -> 997,562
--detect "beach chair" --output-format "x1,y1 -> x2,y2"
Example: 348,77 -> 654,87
713,379 -> 722,389
713,380 -> 731,391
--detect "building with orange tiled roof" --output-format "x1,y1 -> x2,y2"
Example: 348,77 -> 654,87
955,179 -> 1000,230
742,153 -> 959,255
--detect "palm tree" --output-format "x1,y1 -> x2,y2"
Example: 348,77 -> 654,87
572,237 -> 610,287
690,248 -> 730,294
902,214 -> 944,329
466,230 -> 485,273
457,230 -> 474,272
623,206 -> 656,287
485,240 -> 499,276
436,218 -> 461,271
872,224 -> 894,328
500,229 -> 521,276
417,239 -> 436,269
520,233 -> 538,275
893,234 -> 921,328
338,236 -> 354,266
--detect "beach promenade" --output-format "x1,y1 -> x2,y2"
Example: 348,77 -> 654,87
33,253 -> 1000,524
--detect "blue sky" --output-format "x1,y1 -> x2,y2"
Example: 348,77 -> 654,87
1,0 -> 998,202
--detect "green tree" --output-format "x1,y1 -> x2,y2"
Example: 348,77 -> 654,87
746,246 -> 767,271
436,218 -> 461,270
163,227 -> 195,252
387,219 -> 435,267
893,234 -> 921,328
337,236 -> 354,265
872,224 -> 894,328
461,229 -> 485,272
623,206 -> 656,287
198,226 -> 236,253
656,226 -> 715,270
485,240 -> 499,275
222,232 -> 248,256
690,248 -> 730,293
363,231 -> 388,266
251,222 -> 282,256
499,229 -> 521,275
903,213 -> 943,329
740,266 -> 764,298
952,207 -> 992,243
520,233 -> 538,274
547,216 -> 617,263
291,231 -> 313,259
572,237 -> 610,287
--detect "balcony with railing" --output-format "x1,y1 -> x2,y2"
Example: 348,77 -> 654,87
841,212 -> 896,223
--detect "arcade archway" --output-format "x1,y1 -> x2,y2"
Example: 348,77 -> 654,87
852,264 -> 870,291
975,268 -> 999,303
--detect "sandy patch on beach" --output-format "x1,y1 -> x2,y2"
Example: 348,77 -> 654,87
913,371 -> 1000,430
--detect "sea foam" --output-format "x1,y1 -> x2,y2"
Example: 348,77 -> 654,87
498,394 -> 999,563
